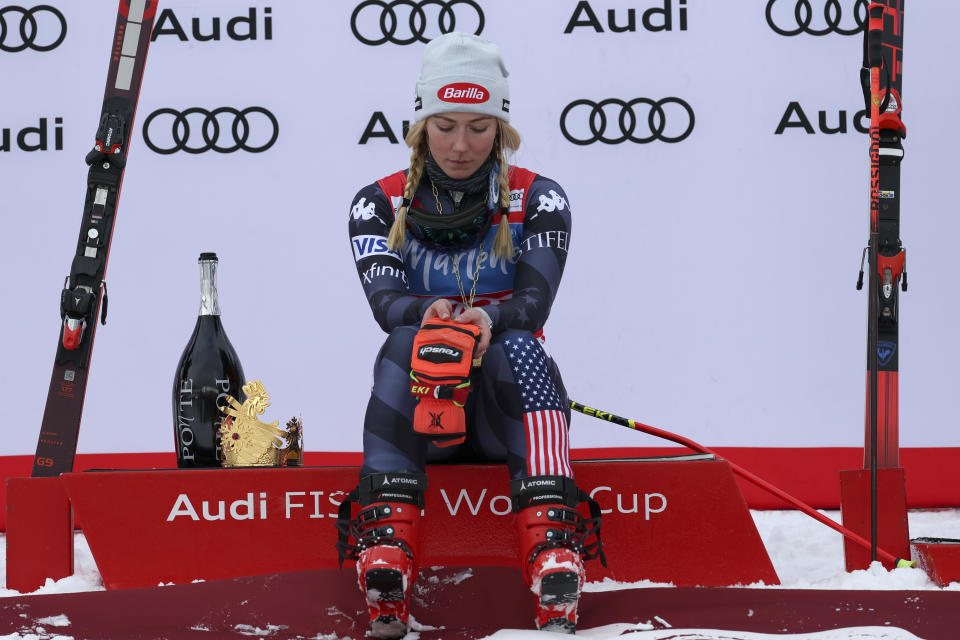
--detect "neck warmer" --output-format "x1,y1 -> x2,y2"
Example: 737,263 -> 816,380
423,153 -> 496,196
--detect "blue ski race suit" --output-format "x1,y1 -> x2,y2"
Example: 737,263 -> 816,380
348,166 -> 574,482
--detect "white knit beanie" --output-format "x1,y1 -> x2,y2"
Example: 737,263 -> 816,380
414,32 -> 510,123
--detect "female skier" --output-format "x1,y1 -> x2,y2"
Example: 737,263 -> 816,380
337,32 -> 603,637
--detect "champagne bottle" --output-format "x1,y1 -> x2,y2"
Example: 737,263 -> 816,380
172,252 -> 245,467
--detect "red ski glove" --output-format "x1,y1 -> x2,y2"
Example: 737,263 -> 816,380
409,318 -> 481,447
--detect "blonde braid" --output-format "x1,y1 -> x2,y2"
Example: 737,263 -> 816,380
492,121 -> 522,260
387,121 -> 429,251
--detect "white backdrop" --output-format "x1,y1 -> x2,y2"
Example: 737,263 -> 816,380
3,0 -> 958,459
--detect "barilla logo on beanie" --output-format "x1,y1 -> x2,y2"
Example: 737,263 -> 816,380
439,82 -> 489,104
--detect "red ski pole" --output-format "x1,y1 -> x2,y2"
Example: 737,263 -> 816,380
570,400 -> 915,568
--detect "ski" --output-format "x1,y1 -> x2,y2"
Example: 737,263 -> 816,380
857,1 -> 905,473
32,0 -> 159,477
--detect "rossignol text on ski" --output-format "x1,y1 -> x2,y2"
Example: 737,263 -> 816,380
32,0 -> 159,477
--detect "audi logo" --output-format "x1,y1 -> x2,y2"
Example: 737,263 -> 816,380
0,5 -> 66,52
765,0 -> 867,36
142,107 -> 279,154
560,98 -> 695,146
350,0 -> 484,46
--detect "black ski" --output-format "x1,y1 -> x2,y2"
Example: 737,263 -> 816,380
857,1 -> 906,471
857,1 -> 906,561
32,0 -> 159,477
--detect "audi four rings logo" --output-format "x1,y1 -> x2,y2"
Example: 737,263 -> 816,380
351,0 -> 484,46
142,107 -> 279,154
560,98 -> 695,145
0,5 -> 66,52
765,0 -> 867,36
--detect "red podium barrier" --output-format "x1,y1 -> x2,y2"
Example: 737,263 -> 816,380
910,538 -> 960,587
6,459 -> 778,592
4,477 -> 73,590
839,467 -> 910,570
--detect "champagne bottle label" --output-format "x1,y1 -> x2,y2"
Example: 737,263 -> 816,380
214,378 -> 232,462
176,378 -> 196,463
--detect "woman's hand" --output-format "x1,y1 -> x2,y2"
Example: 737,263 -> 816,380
422,300 -> 492,359
455,307 -> 492,359
422,298 -> 454,323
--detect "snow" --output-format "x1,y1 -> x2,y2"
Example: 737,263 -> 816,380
2,509 -> 959,639
233,623 -> 289,637
423,567 -> 474,586
484,627 -> 928,640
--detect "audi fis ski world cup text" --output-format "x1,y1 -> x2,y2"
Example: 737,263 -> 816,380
0,4 -> 65,51
166,486 -> 669,521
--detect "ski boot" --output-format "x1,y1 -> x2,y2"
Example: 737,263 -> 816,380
336,472 -> 427,639
512,475 -> 606,633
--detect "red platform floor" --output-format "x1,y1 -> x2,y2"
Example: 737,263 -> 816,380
2,566 -> 958,639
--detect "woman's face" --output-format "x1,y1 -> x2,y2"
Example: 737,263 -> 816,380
425,113 -> 498,179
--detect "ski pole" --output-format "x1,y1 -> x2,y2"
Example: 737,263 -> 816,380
569,400 -> 915,568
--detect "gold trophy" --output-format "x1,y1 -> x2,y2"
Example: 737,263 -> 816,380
219,380 -> 303,467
